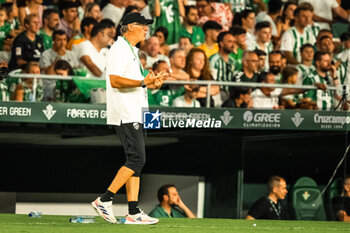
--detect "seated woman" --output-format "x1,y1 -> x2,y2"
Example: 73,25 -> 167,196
184,47 -> 219,107
11,61 -> 43,102
332,176 -> 350,222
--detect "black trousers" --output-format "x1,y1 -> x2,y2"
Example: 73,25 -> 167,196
114,123 -> 146,177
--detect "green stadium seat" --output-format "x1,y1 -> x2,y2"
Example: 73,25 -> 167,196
325,178 -> 343,221
290,177 -> 327,221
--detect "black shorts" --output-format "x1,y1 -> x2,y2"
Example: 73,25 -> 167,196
114,123 -> 146,177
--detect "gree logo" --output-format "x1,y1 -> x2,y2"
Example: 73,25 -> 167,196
243,111 -> 281,123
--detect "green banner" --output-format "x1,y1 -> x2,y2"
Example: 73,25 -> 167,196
72,78 -> 106,98
0,101 -> 350,131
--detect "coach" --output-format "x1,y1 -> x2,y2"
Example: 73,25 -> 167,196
91,12 -> 166,225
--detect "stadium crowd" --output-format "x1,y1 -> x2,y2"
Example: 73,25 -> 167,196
0,0 -> 349,110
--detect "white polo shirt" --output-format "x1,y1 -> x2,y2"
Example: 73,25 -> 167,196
251,88 -> 282,109
102,4 -> 125,26
106,36 -> 148,126
75,40 -> 109,78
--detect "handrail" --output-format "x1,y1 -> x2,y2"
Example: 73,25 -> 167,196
7,72 -> 340,108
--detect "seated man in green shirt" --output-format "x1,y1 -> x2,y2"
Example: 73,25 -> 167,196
149,184 -> 196,218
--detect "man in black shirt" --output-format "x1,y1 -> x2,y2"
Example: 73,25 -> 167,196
246,176 -> 289,220
9,14 -> 44,70
233,50 -> 259,83
332,176 -> 350,221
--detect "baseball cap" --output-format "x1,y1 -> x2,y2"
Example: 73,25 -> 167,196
120,12 -> 154,26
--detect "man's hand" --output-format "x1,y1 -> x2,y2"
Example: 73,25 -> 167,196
175,196 -> 196,218
315,83 -> 327,91
146,71 -> 168,89
329,65 -> 337,79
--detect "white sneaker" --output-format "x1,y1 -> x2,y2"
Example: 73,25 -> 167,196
91,197 -> 117,224
124,211 -> 159,225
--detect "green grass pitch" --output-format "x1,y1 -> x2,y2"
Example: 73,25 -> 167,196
1,214 -> 350,233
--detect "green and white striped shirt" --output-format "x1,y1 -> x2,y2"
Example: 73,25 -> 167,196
209,53 -> 236,91
296,64 -> 315,84
303,70 -> 334,110
220,0 -> 247,13
281,26 -> 316,63
247,40 -> 274,70
0,79 -> 9,101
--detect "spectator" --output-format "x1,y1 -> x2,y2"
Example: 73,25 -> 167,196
179,5 -> 204,47
149,184 -> 196,218
209,31 -> 236,87
317,35 -> 347,84
84,2 -> 102,22
40,29 -> 79,101
150,0 -> 186,45
77,0 -> 94,20
234,50 -> 259,83
255,49 -> 267,73
296,43 -> 315,84
9,14 -> 44,70
337,32 -> 350,64
148,60 -> 183,107
40,30 -> 78,74
0,61 -> 9,101
256,0 -> 283,39
58,0 -> 80,41
38,9 -> 60,50
316,29 -> 333,49
247,21 -> 273,71
18,0 -> 45,29
99,18 -> 116,47
196,0 -> 233,31
145,36 -> 170,69
229,26 -> 246,71
2,2 -> 20,31
168,48 -> 189,81
303,51 -> 338,110
102,0 -> 127,26
251,72 -> 282,109
332,176 -> 350,222
281,1 -> 297,33
75,22 -> 113,78
54,59 -> 87,103
197,20 -> 222,59
178,36 -> 193,55
185,47 -> 219,107
222,87 -> 252,108
299,0 -> 349,30
11,61 -> 43,102
246,176 -> 288,220
239,9 -> 256,44
172,84 -> 201,107
222,0 -> 266,14
134,0 -> 152,20
154,26 -> 170,56
281,3 -> 316,65
268,50 -> 283,83
0,6 -> 12,51
67,17 -> 97,50
281,66 -> 301,109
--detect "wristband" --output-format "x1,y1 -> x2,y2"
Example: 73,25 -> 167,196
141,80 -> 146,88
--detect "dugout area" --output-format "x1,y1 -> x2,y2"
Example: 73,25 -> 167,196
0,121 -> 349,220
